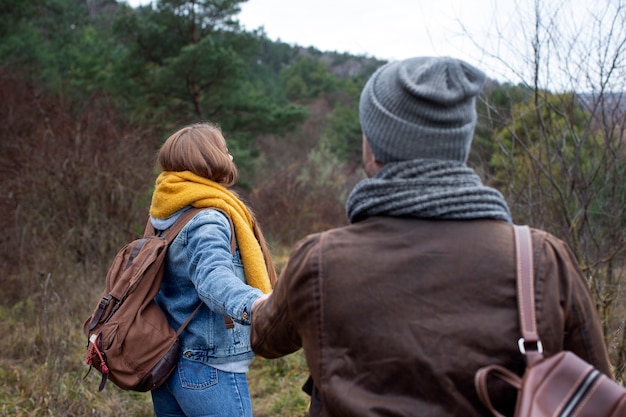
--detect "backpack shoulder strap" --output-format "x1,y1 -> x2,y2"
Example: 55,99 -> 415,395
143,208 -> 202,240
145,207 -> 236,330
513,224 -> 544,365
144,208 -> 235,254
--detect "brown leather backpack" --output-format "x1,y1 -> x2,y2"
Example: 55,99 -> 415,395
475,225 -> 626,417
83,208 -> 206,392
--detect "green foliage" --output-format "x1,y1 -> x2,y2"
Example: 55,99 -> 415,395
254,37 -> 301,73
242,37 -> 295,102
322,102 -> 362,162
489,91 -> 596,227
0,0 -> 86,86
111,1 -> 249,124
0,0 -> 40,69
318,70 -> 376,165
110,0 -> 308,185
280,55 -> 338,101
484,82 -> 533,122
472,81 -> 533,168
318,66 -> 378,164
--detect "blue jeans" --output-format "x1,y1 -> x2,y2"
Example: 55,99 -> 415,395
151,357 -> 253,417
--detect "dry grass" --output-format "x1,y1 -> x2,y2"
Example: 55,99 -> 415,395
248,354 -> 310,417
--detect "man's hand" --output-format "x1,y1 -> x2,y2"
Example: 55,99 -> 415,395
252,293 -> 270,313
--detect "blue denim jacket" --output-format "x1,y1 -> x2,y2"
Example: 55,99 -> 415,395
151,207 -> 264,365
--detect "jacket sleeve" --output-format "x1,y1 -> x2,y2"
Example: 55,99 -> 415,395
186,209 -> 264,325
251,234 -> 321,358
537,231 -> 613,377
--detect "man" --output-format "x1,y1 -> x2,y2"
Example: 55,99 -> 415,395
251,56 -> 611,416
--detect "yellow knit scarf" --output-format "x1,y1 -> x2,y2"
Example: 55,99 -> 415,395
150,171 -> 274,294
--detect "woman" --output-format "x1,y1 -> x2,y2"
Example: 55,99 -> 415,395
149,122 -> 276,417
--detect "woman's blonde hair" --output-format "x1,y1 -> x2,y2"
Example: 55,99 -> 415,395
157,123 -> 237,186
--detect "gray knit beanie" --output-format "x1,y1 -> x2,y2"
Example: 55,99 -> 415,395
359,56 -> 486,163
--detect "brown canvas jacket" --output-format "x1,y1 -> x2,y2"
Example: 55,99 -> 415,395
251,217 -> 612,417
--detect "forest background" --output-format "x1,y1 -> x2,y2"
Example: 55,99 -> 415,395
1,0 -> 625,416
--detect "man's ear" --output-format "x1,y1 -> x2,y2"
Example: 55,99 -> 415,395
362,134 -> 384,177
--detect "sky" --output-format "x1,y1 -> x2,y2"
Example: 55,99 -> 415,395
124,0 -> 610,88
237,0 -> 517,69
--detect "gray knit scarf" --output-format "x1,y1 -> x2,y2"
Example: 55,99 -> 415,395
345,159 -> 512,224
